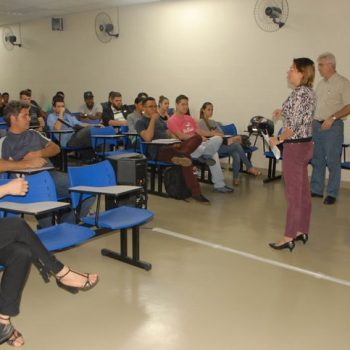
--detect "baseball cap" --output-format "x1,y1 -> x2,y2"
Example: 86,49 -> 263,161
84,91 -> 94,99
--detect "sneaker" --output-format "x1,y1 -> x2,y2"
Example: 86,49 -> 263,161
192,194 -> 210,204
171,156 -> 192,167
214,186 -> 234,193
323,195 -> 336,205
197,155 -> 216,166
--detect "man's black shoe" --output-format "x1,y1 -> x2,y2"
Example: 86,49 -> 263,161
197,156 -> 216,166
192,194 -> 210,204
323,196 -> 336,205
311,192 -> 323,198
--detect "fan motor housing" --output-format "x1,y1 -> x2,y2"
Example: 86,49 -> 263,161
5,35 -> 17,44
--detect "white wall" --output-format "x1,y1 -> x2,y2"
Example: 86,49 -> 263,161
1,0 -> 350,176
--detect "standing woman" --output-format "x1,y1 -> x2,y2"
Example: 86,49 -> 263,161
269,58 -> 316,251
199,102 -> 260,185
158,96 -> 170,121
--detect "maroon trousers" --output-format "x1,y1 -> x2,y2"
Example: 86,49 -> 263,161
158,134 -> 202,196
283,142 -> 314,238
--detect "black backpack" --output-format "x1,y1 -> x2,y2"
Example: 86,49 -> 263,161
164,166 -> 191,200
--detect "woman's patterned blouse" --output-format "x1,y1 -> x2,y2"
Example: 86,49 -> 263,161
282,85 -> 316,139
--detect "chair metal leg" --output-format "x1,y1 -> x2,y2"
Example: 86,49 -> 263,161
157,167 -> 163,193
101,226 -> 152,271
263,158 -> 282,183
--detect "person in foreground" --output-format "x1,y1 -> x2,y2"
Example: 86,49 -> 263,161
269,58 -> 316,252
0,178 -> 99,347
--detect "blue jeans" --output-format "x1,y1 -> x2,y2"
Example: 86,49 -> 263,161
219,143 -> 253,179
311,120 -> 344,198
191,136 -> 225,188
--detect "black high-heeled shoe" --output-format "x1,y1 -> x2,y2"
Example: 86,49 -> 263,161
56,268 -> 99,294
0,317 -> 14,345
294,233 -> 308,244
269,240 -> 295,252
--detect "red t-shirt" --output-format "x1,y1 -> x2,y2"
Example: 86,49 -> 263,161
167,114 -> 198,137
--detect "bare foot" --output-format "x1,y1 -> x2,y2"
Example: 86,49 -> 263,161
248,167 -> 261,176
233,178 -> 240,186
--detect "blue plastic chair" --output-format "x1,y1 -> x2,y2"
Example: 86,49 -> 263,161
90,126 -> 133,158
263,128 -> 283,183
341,144 -> 350,170
0,117 -> 8,130
139,141 -> 174,196
68,161 -> 154,270
221,123 -> 238,136
0,172 -> 95,251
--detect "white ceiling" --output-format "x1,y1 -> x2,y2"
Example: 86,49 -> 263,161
0,0 -> 161,26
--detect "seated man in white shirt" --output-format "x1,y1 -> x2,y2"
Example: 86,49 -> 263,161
79,91 -> 102,122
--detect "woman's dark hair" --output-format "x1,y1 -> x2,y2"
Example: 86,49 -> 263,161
200,102 -> 214,131
200,102 -> 213,119
293,58 -> 315,88
134,96 -> 145,105
158,95 -> 169,107
175,94 -> 188,104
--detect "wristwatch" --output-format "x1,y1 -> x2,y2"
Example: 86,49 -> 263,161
332,115 -> 337,121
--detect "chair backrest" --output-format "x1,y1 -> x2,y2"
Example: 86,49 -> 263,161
90,126 -> 118,149
0,171 -> 57,203
0,117 -> 8,130
68,160 -> 116,209
139,141 -> 148,157
221,123 -> 238,136
120,125 -> 129,147
85,119 -> 102,125
0,171 -> 58,217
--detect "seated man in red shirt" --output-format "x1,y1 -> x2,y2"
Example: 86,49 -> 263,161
135,97 -> 209,203
168,95 -> 233,193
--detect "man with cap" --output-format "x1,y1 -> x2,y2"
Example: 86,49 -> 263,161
79,91 -> 102,122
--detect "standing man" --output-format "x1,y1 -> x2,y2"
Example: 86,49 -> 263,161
311,53 -> 350,204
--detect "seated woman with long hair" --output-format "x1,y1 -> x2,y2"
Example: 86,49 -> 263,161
199,102 -> 260,185
0,178 -> 98,347
157,96 -> 170,121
